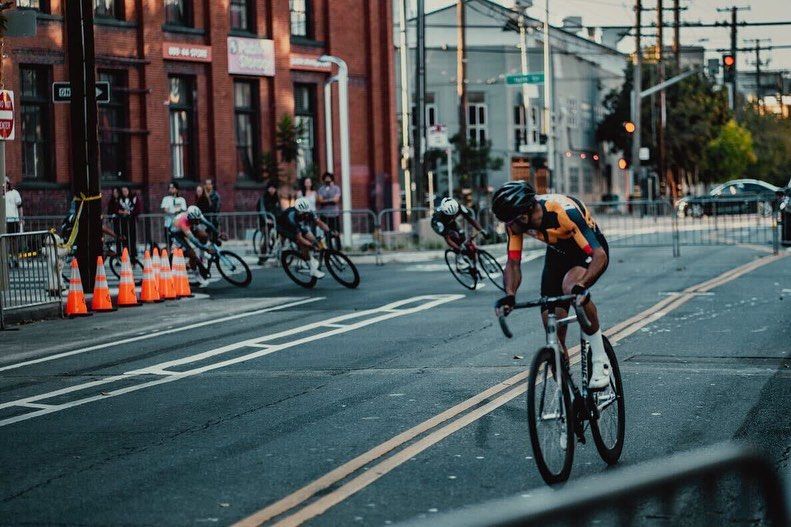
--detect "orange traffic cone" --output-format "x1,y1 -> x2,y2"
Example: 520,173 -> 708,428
117,247 -> 141,307
173,248 -> 194,298
65,258 -> 92,317
159,249 -> 177,300
140,250 -> 162,303
90,256 -> 115,312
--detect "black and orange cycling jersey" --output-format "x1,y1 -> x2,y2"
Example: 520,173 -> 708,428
507,194 -> 603,262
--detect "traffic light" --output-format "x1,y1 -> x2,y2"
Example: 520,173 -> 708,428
617,158 -> 629,170
623,121 -> 636,134
722,54 -> 736,82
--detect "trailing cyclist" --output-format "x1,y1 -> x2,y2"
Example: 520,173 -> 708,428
431,197 -> 487,262
170,205 -> 219,286
277,197 -> 336,279
491,181 -> 611,390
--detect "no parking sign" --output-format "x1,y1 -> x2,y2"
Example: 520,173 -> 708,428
0,90 -> 15,141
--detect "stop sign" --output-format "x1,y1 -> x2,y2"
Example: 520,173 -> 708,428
0,90 -> 15,141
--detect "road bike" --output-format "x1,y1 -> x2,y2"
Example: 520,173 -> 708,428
189,238 -> 252,287
498,294 -> 625,484
444,234 -> 504,291
280,236 -> 359,289
252,215 -> 277,262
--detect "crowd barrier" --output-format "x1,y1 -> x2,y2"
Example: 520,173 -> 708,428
0,230 -> 63,329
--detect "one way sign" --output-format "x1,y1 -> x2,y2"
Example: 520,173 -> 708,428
52,81 -> 111,104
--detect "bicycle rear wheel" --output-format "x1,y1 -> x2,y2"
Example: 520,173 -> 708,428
527,347 -> 575,484
324,249 -> 360,288
281,249 -> 317,288
477,250 -> 505,292
589,336 -> 625,465
252,229 -> 263,255
444,249 -> 477,290
215,250 -> 252,287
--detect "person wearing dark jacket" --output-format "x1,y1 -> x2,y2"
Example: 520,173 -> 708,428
117,186 -> 142,263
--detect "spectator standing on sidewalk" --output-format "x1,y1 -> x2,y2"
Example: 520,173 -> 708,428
194,184 -> 212,215
297,176 -> 318,211
317,172 -> 341,232
118,186 -> 141,262
4,177 -> 24,234
205,179 -> 221,228
160,182 -> 187,245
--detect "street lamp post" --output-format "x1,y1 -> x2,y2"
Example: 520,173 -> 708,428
318,55 -> 352,248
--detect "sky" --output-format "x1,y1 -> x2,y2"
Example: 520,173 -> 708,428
416,0 -> 791,72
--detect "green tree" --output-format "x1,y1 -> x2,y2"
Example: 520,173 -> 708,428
742,107 -> 791,187
275,114 -> 304,164
702,120 -> 757,182
449,134 -> 503,195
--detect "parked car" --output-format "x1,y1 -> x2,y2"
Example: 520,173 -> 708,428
676,179 -> 780,218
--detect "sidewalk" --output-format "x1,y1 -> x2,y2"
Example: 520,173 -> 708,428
353,243 -> 510,265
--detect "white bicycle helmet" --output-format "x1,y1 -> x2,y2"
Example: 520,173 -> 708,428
440,197 -> 459,216
186,205 -> 203,220
295,197 -> 312,213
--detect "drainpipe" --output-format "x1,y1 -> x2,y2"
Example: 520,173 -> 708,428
324,75 -> 338,173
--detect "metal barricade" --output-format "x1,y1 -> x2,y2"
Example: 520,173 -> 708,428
377,207 -> 434,252
406,443 -> 788,527
0,230 -> 63,330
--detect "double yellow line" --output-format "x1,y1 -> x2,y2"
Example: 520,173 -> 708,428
235,251 -> 787,527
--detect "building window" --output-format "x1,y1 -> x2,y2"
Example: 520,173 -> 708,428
98,71 -> 128,181
164,0 -> 192,27
531,107 -> 540,143
467,95 -> 487,145
20,65 -> 52,181
568,166 -> 580,194
16,0 -> 48,12
234,81 -> 259,179
582,167 -> 593,195
294,83 -> 316,177
95,0 -> 123,19
289,0 -> 311,37
168,76 -> 196,180
230,0 -> 252,32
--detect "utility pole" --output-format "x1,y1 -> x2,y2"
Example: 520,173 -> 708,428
745,38 -> 771,109
657,0 -> 668,197
543,0 -> 555,191
456,0 -> 467,147
65,0 -> 101,292
673,0 -> 681,71
414,0 -> 426,207
397,0 -> 412,214
631,0 -> 642,200
717,6 -> 750,119
517,1 -> 530,158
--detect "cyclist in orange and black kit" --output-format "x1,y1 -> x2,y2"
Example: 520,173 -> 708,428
491,181 -> 611,389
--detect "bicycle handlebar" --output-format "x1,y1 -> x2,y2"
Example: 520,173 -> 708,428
497,294 -> 592,339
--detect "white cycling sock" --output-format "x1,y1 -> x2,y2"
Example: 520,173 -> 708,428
583,328 -> 606,363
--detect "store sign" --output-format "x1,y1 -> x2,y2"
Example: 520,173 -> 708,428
290,54 -> 332,72
227,37 -> 275,77
163,42 -> 212,63
0,90 -> 15,141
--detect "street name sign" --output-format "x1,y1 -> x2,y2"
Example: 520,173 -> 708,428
52,82 -> 111,104
506,72 -> 545,85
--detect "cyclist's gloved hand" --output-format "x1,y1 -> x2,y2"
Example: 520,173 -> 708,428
571,284 -> 590,306
495,294 -> 515,317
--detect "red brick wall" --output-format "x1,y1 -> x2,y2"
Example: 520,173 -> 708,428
4,0 -> 397,217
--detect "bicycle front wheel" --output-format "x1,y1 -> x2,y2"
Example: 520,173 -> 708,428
215,250 -> 252,287
324,249 -> 360,288
444,249 -> 477,290
280,249 -> 317,289
477,250 -> 505,292
252,229 -> 263,255
527,347 -> 575,484
589,336 -> 625,465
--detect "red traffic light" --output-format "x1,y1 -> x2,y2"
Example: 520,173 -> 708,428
722,54 -> 735,67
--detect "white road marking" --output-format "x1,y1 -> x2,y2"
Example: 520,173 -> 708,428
0,294 -> 464,428
0,297 -> 323,373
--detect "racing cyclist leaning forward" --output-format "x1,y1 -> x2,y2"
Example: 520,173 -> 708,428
170,205 -> 220,287
491,181 -> 611,389
431,197 -> 487,256
277,197 -> 336,279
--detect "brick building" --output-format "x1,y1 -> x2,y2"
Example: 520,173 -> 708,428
4,0 -> 398,215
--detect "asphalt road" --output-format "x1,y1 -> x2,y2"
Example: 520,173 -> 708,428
0,243 -> 789,526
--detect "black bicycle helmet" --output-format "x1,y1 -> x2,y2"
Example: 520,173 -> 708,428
491,180 -> 537,222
